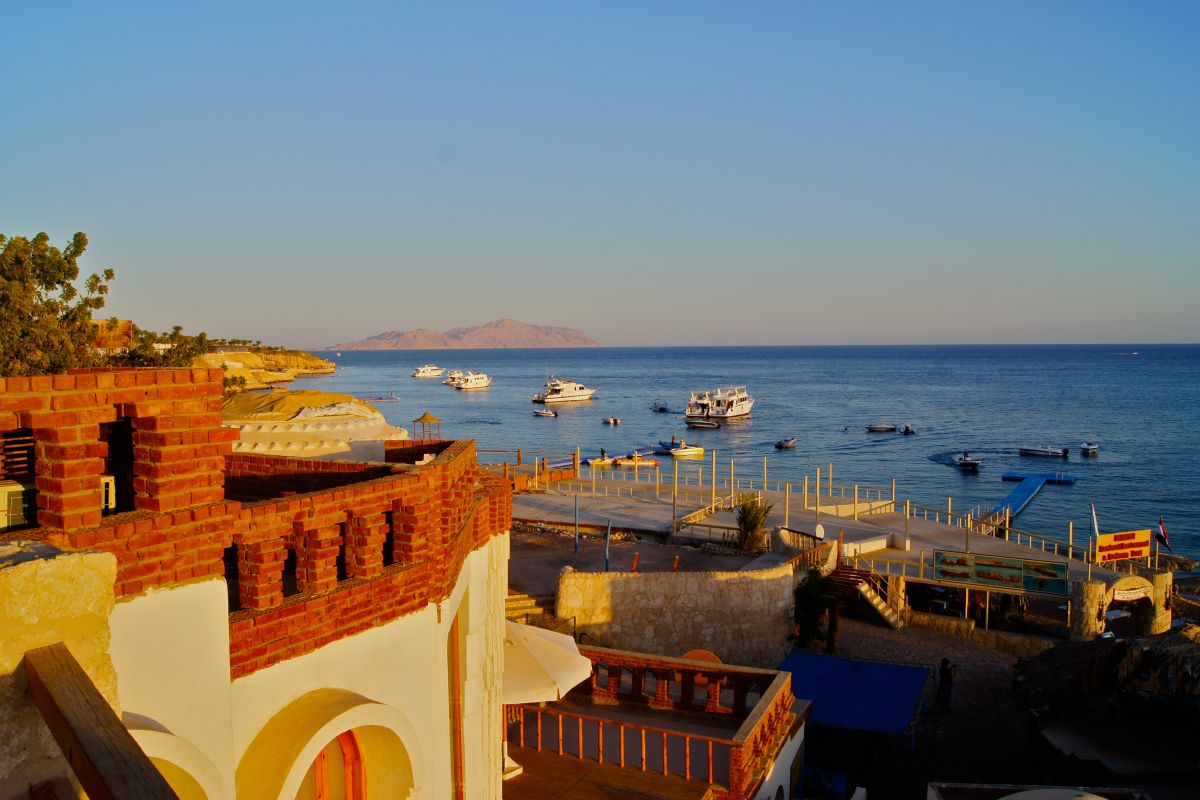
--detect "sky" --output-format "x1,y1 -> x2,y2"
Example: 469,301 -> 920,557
3,2 -> 1198,348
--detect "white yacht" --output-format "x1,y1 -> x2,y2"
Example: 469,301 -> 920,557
532,376 -> 597,404
411,364 -> 445,378
684,385 -> 754,419
455,371 -> 492,390
443,369 -> 465,386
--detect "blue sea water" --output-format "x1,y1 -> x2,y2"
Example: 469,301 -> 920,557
296,345 -> 1200,560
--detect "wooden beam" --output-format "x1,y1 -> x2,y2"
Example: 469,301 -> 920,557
24,642 -> 177,800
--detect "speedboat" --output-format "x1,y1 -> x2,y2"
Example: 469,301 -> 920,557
866,423 -> 897,433
411,364 -> 444,378
901,424 -> 916,436
533,376 -> 597,404
649,401 -> 671,413
686,418 -> 720,429
443,369 -> 464,386
1081,442 -> 1099,457
954,452 -> 982,471
603,417 -> 620,425
1019,445 -> 1068,458
775,437 -> 797,449
656,440 -> 704,457
684,386 -> 754,419
532,409 -> 557,418
455,371 -> 492,390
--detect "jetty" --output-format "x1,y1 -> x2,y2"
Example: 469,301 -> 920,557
994,471 -> 1077,519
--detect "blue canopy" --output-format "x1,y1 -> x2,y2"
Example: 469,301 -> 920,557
778,650 -> 928,734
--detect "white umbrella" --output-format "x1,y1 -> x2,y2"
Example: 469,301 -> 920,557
502,620 -> 593,705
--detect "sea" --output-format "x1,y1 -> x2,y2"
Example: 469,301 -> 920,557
294,345 -> 1200,561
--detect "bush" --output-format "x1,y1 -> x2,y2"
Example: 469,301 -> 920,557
735,493 -> 773,553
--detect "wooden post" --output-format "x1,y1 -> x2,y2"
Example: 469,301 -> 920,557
575,445 -> 581,478
815,468 -> 821,526
1068,520 -> 1074,560
948,496 -> 952,516
891,477 -> 896,503
904,500 -> 910,546
763,457 -> 768,492
729,459 -> 735,503
24,643 -> 176,799
853,485 -> 859,521
803,474 -> 809,509
711,450 -> 717,507
517,448 -> 523,466
671,460 -> 679,536
828,463 -> 833,497
784,482 -> 790,529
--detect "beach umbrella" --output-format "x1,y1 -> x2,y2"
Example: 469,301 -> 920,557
502,620 -> 592,705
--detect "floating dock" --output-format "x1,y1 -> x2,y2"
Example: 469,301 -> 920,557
993,471 -> 1077,519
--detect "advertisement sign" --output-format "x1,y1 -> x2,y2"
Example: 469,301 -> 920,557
933,550 -> 1069,596
1096,529 -> 1152,563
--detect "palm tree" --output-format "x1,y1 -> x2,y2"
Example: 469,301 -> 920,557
735,493 -> 773,553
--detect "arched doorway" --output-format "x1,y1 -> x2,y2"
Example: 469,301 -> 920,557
295,730 -> 365,799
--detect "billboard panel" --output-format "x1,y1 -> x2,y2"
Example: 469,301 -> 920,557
933,550 -> 1068,595
1096,529 -> 1152,563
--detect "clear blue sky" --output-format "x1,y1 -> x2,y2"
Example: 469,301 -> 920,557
4,2 -> 1198,347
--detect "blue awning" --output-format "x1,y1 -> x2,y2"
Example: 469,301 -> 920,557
778,650 -> 929,733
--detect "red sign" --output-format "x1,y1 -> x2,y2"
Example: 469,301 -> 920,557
1096,529 -> 1152,563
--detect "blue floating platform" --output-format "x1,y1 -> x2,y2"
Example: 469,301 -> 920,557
994,472 -> 1077,519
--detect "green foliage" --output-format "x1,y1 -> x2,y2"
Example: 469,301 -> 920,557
107,324 -> 209,368
0,232 -> 114,376
222,374 -> 247,399
792,571 -> 833,649
735,493 -> 773,553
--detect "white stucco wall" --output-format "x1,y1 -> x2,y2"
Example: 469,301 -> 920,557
108,579 -> 235,799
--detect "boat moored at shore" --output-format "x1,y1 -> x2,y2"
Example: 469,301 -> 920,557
533,376 -> 597,404
685,386 -> 754,419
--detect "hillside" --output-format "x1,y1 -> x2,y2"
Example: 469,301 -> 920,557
331,319 -> 600,350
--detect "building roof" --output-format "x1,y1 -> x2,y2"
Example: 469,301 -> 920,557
778,650 -> 928,733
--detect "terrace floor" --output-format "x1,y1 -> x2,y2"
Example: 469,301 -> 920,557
502,745 -> 715,800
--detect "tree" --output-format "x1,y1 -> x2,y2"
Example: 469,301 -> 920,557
108,324 -> 209,368
0,232 -> 114,376
734,493 -> 774,553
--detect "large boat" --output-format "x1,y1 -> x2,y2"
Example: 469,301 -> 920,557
411,364 -> 445,378
532,376 -> 597,404
1018,445 -> 1068,459
443,369 -> 464,386
455,371 -> 492,390
684,386 -> 754,420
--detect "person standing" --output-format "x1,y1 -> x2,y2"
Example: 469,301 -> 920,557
937,657 -> 956,711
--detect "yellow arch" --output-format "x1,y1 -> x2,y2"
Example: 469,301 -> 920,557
126,725 -> 230,800
236,688 -> 423,799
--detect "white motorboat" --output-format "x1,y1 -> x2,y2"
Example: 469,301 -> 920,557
954,452 -> 982,471
866,423 -> 897,433
656,440 -> 703,457
443,369 -> 465,386
686,418 -> 720,429
1019,445 -> 1068,459
1081,442 -> 1099,457
603,417 -> 620,425
411,364 -> 445,378
684,386 -> 754,419
533,376 -> 597,404
455,371 -> 492,390
532,409 -> 558,418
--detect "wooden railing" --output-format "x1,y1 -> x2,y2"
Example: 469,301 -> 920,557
508,645 -> 800,798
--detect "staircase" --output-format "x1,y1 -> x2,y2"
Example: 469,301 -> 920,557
505,591 -> 574,634
830,567 -> 905,630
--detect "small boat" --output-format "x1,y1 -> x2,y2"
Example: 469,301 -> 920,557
1081,442 -> 1099,457
866,423 -> 897,433
533,376 -> 597,404
901,424 -> 916,436
655,440 -> 704,457
411,364 -> 445,378
614,455 -> 658,468
532,409 -> 558,418
364,391 -> 400,403
775,437 -> 797,449
685,418 -> 721,429
684,386 -> 755,420
443,369 -> 464,386
586,456 -> 614,467
649,401 -> 671,413
455,371 -> 492,390
603,417 -> 620,425
1019,445 -> 1068,459
954,452 -> 982,471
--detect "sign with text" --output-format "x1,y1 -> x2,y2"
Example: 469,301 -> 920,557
1096,529 -> 1152,563
933,550 -> 1069,596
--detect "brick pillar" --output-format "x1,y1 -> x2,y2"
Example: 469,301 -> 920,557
29,419 -> 108,532
240,538 -> 286,610
297,522 -> 341,594
347,512 -> 387,579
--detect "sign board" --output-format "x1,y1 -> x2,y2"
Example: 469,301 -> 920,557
1096,529 -> 1152,563
1112,586 -> 1151,602
933,550 -> 1069,596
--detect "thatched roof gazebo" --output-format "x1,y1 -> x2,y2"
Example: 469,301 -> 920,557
412,411 -> 442,442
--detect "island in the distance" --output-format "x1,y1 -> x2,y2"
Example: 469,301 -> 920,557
330,319 -> 600,350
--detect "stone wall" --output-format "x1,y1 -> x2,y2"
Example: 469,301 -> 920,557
556,562 -> 796,668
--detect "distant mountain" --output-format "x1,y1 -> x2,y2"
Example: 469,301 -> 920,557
331,319 -> 601,350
